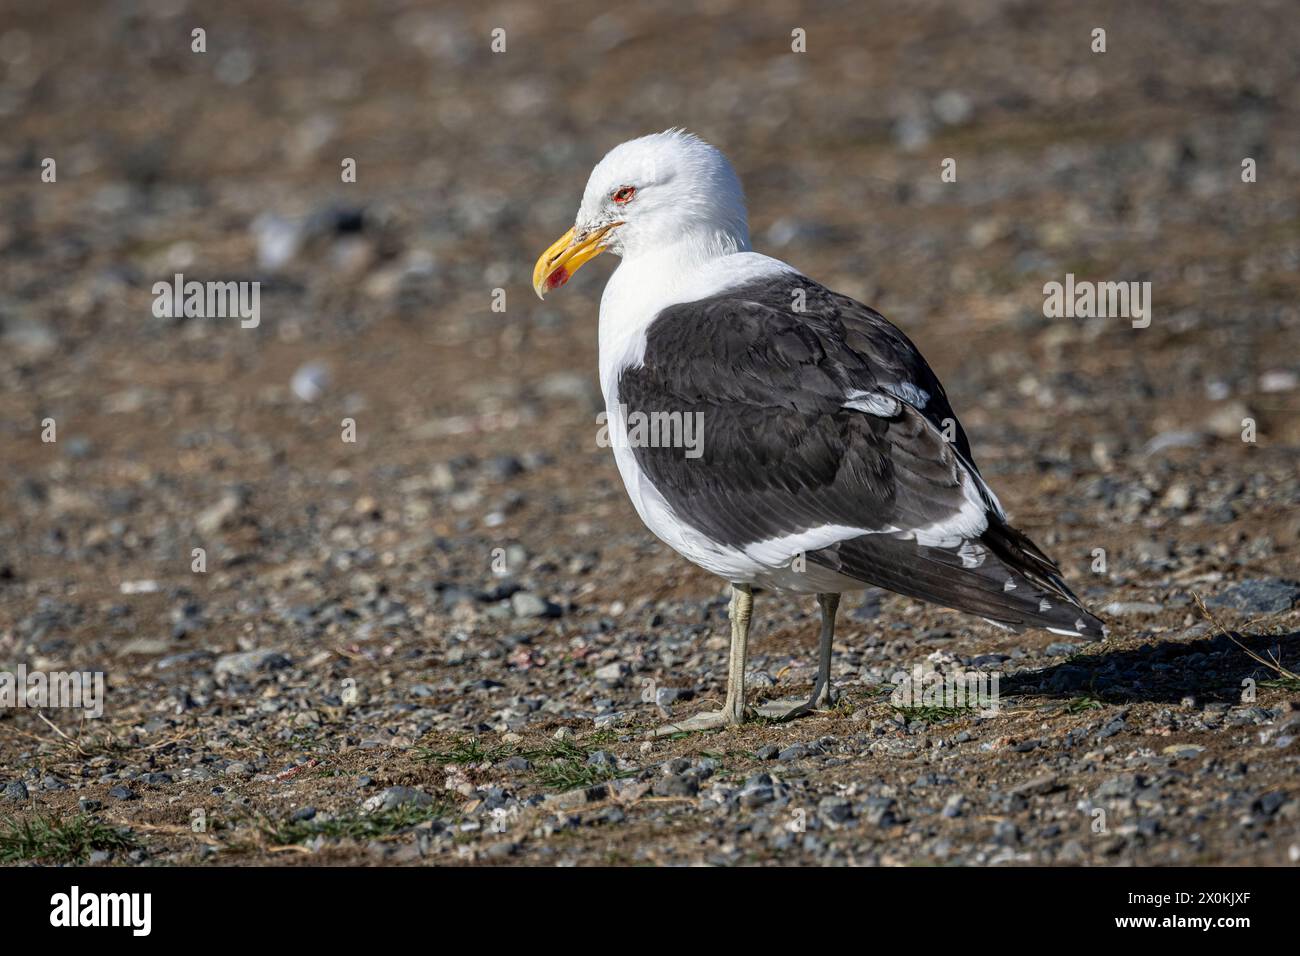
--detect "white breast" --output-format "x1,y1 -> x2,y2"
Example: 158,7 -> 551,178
597,249 -> 866,592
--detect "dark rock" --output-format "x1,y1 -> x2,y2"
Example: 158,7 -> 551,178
3,780 -> 28,802
1208,578 -> 1300,614
363,786 -> 433,813
214,649 -> 290,684
653,774 -> 699,797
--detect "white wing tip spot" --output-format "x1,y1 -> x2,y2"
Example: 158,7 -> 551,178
958,541 -> 986,568
1038,598 -> 1052,613
1004,578 -> 1017,592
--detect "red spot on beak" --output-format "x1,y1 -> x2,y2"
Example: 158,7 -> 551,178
545,267 -> 569,291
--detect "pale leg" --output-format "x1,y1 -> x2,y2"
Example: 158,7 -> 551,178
651,583 -> 753,736
756,592 -> 840,720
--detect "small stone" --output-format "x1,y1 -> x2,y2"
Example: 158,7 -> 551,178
1254,791 -> 1287,817
993,820 -> 1020,845
119,579 -> 161,595
1204,401 -> 1252,439
1010,773 -> 1061,797
861,797 -> 899,826
196,493 -> 243,535
593,661 -> 630,683
214,649 -> 290,684
108,785 -> 136,801
1045,642 -> 1081,657
738,772 -> 775,808
1208,579 -> 1300,615
290,361 -> 331,402
483,841 -> 518,860
942,794 -> 966,818
653,774 -> 699,798
1259,369 -> 1298,393
818,797 -> 854,823
363,786 -> 434,813
1099,601 -> 1165,616
3,780 -> 28,802
1143,430 -> 1203,455
78,797 -> 103,813
1160,483 -> 1193,511
291,807 -> 317,822
654,687 -> 691,706
510,591 -> 561,619
1096,718 -> 1127,740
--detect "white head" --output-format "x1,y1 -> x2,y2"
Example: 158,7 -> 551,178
533,130 -> 751,298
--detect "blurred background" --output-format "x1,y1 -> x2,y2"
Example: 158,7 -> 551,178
0,0 -> 1298,866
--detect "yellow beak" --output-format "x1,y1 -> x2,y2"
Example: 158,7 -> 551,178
532,223 -> 620,299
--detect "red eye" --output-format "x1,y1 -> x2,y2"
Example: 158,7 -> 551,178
611,186 -> 636,204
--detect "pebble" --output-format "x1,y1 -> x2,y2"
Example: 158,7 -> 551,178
593,661 -> 629,683
363,786 -> 434,813
3,780 -> 28,802
290,361 -> 331,402
1100,601 -> 1165,616
214,649 -> 290,684
196,493 -> 244,535
510,591 -> 561,619
1208,578 -> 1300,614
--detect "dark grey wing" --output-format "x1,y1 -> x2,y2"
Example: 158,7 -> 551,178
617,274 -> 1103,637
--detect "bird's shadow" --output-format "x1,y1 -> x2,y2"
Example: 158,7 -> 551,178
1000,627 -> 1300,706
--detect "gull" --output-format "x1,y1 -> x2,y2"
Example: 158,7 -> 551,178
533,130 -> 1103,733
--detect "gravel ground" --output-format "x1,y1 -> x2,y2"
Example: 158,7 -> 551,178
1,0 -> 1298,866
